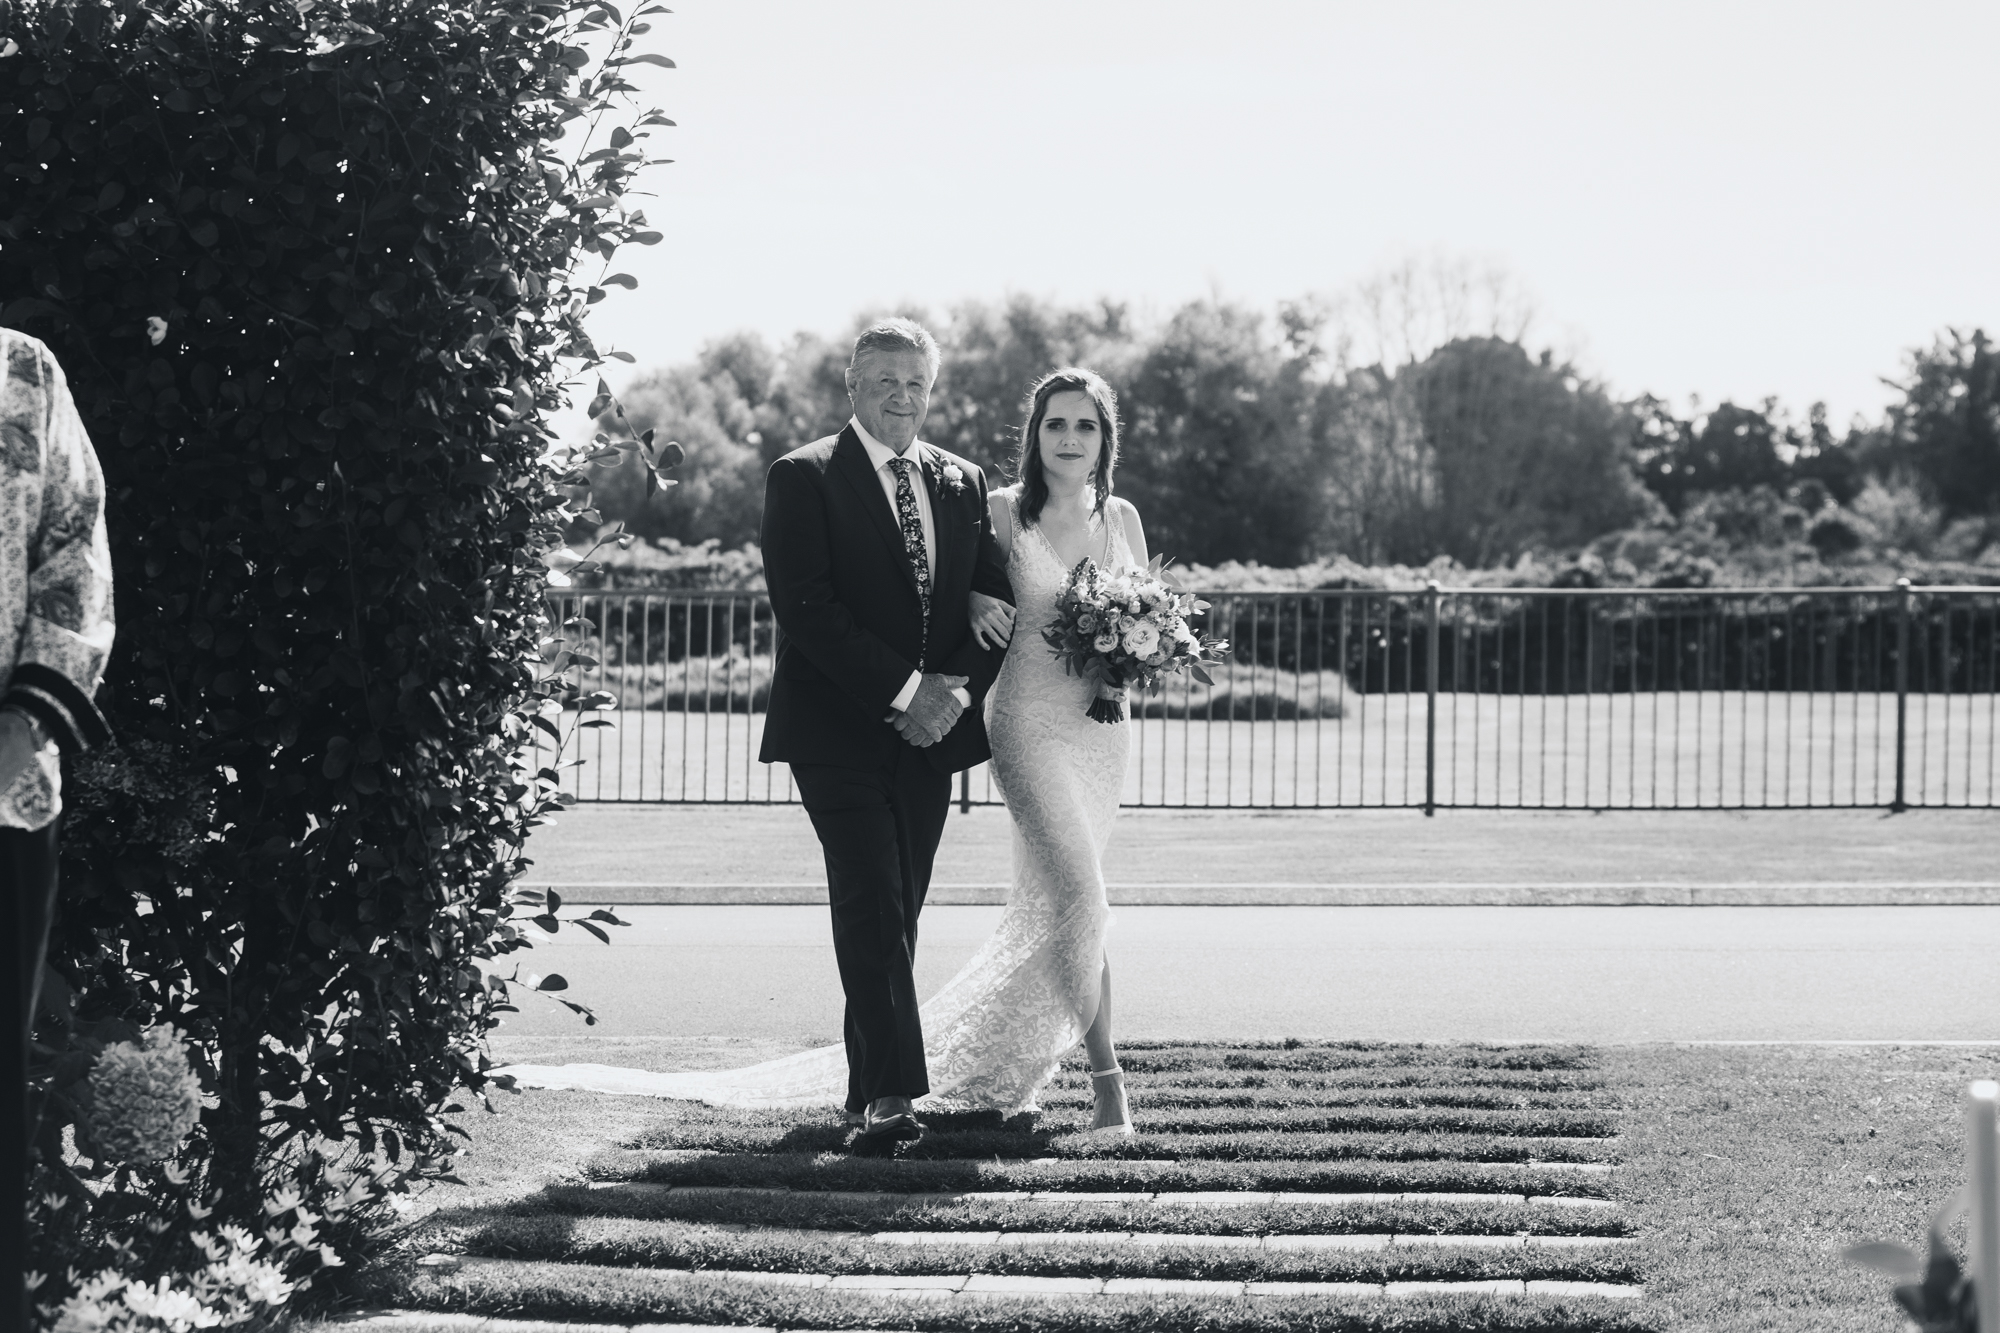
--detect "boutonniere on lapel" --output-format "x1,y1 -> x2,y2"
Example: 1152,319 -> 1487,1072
938,461 -> 966,494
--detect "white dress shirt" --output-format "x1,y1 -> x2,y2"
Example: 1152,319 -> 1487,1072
849,416 -> 969,714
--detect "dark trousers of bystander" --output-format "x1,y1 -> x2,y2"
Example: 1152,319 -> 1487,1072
3,822 -> 59,1333
791,750 -> 950,1115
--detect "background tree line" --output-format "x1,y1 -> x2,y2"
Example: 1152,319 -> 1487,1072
584,272 -> 2000,589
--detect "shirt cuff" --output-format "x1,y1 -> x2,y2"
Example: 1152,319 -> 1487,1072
890,673 -> 971,712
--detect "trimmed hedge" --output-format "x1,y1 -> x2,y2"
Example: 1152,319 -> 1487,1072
1,0 -> 675,1292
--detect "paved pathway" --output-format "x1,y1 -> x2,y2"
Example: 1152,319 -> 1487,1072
489,902 -> 2000,1049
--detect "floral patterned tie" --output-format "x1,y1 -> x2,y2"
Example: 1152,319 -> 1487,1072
887,457 -> 930,668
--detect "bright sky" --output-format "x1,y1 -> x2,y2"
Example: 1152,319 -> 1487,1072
577,0 -> 2000,430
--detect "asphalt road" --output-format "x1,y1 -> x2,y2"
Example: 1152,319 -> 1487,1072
489,903 -> 2000,1049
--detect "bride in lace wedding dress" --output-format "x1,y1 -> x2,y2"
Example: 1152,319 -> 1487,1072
496,369 -> 1145,1131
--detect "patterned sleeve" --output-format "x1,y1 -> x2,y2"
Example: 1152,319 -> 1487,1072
3,341 -> 114,755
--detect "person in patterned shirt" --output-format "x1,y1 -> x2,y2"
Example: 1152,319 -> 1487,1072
0,328 -> 115,1332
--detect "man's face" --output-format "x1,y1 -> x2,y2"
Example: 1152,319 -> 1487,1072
847,348 -> 934,454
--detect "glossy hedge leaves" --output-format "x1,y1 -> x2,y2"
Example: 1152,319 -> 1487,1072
0,0 -> 672,1241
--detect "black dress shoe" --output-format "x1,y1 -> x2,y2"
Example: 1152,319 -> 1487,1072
850,1109 -> 925,1156
865,1109 -> 925,1141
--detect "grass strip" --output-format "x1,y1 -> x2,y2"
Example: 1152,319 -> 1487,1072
407,1215 -> 1642,1284
1038,1087 -> 1616,1113
497,1183 -> 1632,1237
585,1152 -> 1620,1198
358,1259 -> 1648,1332
1076,1107 -> 1619,1137
1115,1047 -> 1601,1074
1114,1069 -> 1609,1094
621,1124 -> 1618,1163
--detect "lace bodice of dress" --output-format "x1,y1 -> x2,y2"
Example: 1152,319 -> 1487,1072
988,491 -> 1138,721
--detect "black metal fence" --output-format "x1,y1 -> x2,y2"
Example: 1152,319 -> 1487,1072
540,582 -> 2000,811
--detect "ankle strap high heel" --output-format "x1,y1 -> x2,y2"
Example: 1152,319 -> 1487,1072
1086,1065 -> 1134,1136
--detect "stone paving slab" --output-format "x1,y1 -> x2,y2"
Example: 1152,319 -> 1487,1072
1247,1280 -> 1385,1297
1026,1190 -> 1151,1203
959,1274 -> 1105,1295
1102,1277 -> 1247,1297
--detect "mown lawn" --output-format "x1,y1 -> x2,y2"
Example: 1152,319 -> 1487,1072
306,1039 -> 1986,1332
550,690 -> 1995,809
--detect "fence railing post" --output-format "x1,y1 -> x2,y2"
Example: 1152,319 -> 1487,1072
1893,576 -> 1912,813
960,766 -> 971,815
1425,580 -> 1441,817
1971,1080 -> 2000,1333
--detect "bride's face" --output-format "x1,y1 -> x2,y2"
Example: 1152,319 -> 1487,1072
1037,390 -> 1104,489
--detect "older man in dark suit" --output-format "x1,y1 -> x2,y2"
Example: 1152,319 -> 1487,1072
757,317 -> 1009,1152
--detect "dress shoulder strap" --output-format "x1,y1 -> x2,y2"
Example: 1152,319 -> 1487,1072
1103,497 -> 1133,571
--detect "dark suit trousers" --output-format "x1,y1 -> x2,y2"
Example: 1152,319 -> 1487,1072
791,749 -> 950,1112
4,821 -> 59,1333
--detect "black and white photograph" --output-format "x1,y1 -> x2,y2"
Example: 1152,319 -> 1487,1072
3,2 -> 1998,1331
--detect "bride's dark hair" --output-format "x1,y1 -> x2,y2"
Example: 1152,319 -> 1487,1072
1013,367 -> 1120,527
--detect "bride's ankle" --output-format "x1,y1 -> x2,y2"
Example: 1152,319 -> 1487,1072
1088,1065 -> 1129,1128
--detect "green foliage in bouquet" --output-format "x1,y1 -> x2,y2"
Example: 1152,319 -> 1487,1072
1042,553 -> 1228,723
0,0 -> 677,1310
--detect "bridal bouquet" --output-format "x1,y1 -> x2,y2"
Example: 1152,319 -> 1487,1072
1043,555 -> 1229,723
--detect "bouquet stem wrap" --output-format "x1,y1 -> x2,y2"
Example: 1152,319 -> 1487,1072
1088,679 -> 1127,725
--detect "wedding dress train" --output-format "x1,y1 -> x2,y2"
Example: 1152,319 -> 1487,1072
496,492 -> 1132,1115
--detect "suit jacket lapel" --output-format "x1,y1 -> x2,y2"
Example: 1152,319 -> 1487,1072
832,426 -> 922,599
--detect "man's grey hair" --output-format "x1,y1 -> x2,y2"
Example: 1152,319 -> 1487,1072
848,317 -> 941,382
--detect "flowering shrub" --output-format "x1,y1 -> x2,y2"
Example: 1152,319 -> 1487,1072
81,1028 -> 202,1166
50,1226 -> 292,1333
28,1009 -> 399,1330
